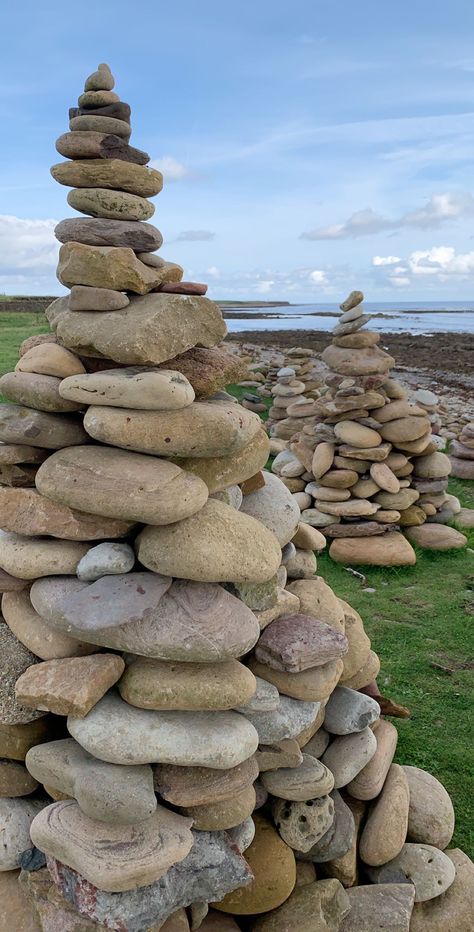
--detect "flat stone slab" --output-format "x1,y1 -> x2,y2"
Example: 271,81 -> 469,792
30,799 -> 193,892
339,883 -> 415,931
0,403 -> 88,449
30,578 -> 260,662
59,367 -> 195,410
15,654 -> 125,717
255,613 -> 348,673
0,487 -> 134,540
26,738 -> 157,824
68,691 -> 259,769
55,217 -> 163,251
45,830 -> 252,932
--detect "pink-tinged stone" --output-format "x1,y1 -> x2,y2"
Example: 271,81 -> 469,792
44,829 -> 252,931
255,613 -> 348,673
158,282 -> 208,295
30,800 -> 194,893
15,654 -> 125,717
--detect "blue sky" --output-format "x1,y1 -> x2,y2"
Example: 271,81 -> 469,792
1,0 -> 474,301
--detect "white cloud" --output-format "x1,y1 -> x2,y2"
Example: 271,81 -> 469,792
301,192 -> 474,240
176,230 -> 215,242
207,266 -> 220,278
309,269 -> 328,283
150,156 -> 192,181
372,255 -> 401,266
0,215 -> 58,274
255,280 -> 275,294
373,244 -> 474,289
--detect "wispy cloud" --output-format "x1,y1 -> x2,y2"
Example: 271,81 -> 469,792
150,155 -> 194,181
176,230 -> 215,242
300,192 -> 474,240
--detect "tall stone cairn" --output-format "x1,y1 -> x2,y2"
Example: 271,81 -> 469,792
272,290 -> 468,565
0,66 -> 472,930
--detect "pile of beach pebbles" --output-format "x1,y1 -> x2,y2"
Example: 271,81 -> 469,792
0,66 -> 472,932
271,291 -> 468,565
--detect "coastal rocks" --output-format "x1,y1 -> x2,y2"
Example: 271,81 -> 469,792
30,799 -> 194,891
59,366 -> 195,409
322,344 -> 395,377
403,766 -> 455,848
212,815 -> 296,915
35,445 -> 208,525
300,790 -> 355,862
68,284 -> 130,311
16,343 -> 86,378
137,500 -> 282,583
176,429 -> 270,493
239,696 -> 320,744
181,786 -> 256,830
51,293 -> 227,366
67,691 -> 259,768
15,654 -> 125,717
83,402 -> 261,457
26,739 -> 157,824
347,719 -> 398,800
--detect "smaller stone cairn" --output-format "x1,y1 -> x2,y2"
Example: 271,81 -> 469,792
265,348 -> 323,442
272,290 -> 468,565
450,421 -> 474,481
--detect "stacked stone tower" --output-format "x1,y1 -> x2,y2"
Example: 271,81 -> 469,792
0,66 -> 471,931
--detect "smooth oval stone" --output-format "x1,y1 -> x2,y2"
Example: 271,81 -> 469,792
249,657 -> 344,702
262,754 -> 334,800
0,531 -> 89,579
67,187 -> 154,221
406,524 -> 467,551
69,114 -> 131,137
35,445 -> 208,525
181,785 -> 256,831
239,472 -> 300,546
30,799 -> 193,892
0,371 -> 82,413
154,757 -> 259,807
403,766 -> 455,848
255,614 -> 348,673
78,88 -> 120,107
16,344 -> 86,378
119,658 -> 257,711
68,692 -> 259,769
323,686 -> 380,735
251,878 -> 351,932
55,217 -> 163,251
367,843 -> 456,903
241,696 -> 320,744
84,64 -> 115,91
52,160 -> 163,197
68,285 -> 130,311
409,849 -> 474,932
56,131 -> 150,164
272,795 -> 335,852
60,367 -> 195,410
31,577 -> 260,662
0,758 -> 39,796
57,242 -> 163,293
334,421 -> 382,449
83,402 -> 261,457
213,815 -> 296,915
347,719 -> 398,799
0,404 -> 88,449
287,577 -> 345,631
321,727 -> 377,788
2,589 -> 97,660
0,488 -> 134,540
15,654 -> 125,718
26,738 -> 157,825
359,764 -> 410,867
76,542 -> 135,581
137,500 -> 282,583
53,293 -> 227,367
340,884 -> 415,931
0,798 -> 46,870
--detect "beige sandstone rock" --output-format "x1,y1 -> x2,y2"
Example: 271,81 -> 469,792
57,242 -> 166,294
359,764 -> 409,866
330,533 -> 416,566
51,159 -> 163,197
16,344 -> 85,378
118,658 -> 256,711
59,367 -> 195,410
2,589 -> 97,660
347,719 -> 398,799
15,655 -> 125,717
0,487 -> 134,540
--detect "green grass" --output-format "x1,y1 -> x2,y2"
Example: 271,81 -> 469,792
0,317 -> 473,855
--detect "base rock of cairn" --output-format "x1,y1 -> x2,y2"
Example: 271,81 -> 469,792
0,64 -> 471,931
271,291 -> 468,565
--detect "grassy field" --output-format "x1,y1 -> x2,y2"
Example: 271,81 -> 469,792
0,313 -> 473,855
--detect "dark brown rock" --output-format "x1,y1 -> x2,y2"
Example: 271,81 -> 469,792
255,614 -> 348,673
